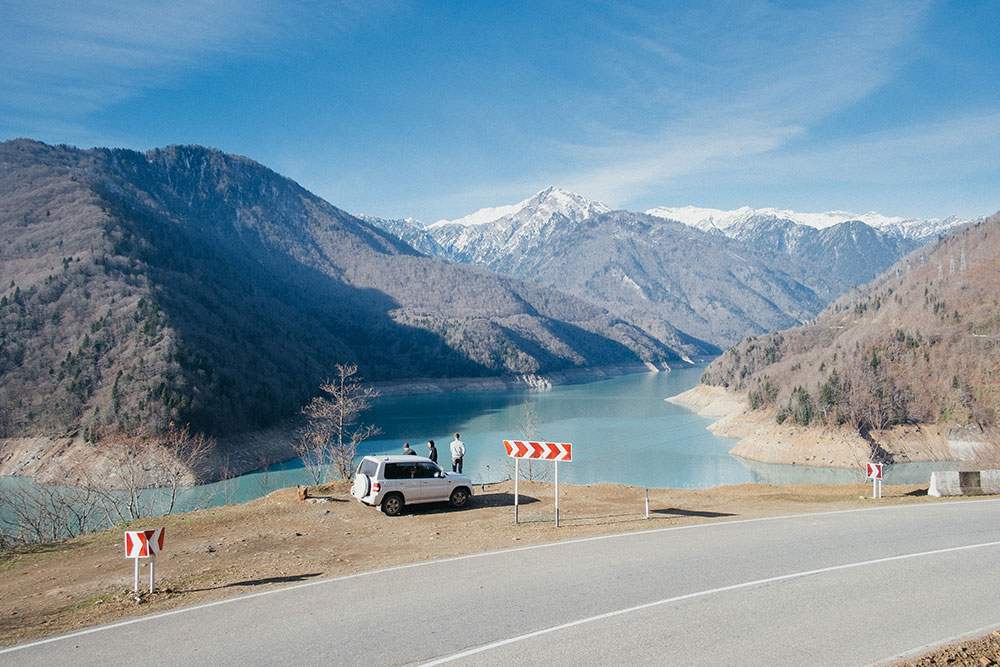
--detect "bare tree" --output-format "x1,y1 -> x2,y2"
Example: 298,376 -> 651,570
95,435 -> 156,522
294,364 -> 381,483
255,452 -> 273,496
0,425 -> 213,548
86,425 -> 214,523
505,402 -> 551,482
0,478 -> 105,548
156,423 -> 212,514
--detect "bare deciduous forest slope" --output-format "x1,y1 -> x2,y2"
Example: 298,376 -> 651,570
702,213 -> 1000,442
0,140 -> 700,445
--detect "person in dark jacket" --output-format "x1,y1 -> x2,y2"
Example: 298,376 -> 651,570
403,442 -> 417,455
427,440 -> 438,463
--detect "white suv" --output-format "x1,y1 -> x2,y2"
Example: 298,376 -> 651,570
350,455 -> 474,516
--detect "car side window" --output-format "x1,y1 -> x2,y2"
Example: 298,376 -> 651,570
414,462 -> 438,479
384,463 -> 407,479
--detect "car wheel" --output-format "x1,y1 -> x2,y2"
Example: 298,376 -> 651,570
449,488 -> 469,508
381,493 -> 404,516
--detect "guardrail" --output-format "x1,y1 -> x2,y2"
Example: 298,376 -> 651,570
929,470 -> 1000,497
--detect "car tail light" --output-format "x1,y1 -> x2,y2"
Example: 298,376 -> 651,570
372,482 -> 380,493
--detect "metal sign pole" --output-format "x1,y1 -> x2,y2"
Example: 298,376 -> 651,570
645,488 -> 649,519
555,460 -> 560,528
149,553 -> 155,594
514,458 -> 520,525
133,557 -> 140,593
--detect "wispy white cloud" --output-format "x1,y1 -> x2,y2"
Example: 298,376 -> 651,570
0,0 -> 397,118
746,110 -> 1000,184
539,1 -> 934,207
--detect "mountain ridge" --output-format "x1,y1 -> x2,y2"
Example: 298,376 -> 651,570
419,188 -> 973,239
0,140 -> 700,443
645,204 -> 971,239
701,213 -> 1000,441
366,187 -> 953,348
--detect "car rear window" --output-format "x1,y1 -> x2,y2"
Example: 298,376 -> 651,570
358,458 -> 379,476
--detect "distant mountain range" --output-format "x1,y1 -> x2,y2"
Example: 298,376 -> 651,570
364,188 -> 973,347
701,212 -> 1000,439
645,204 -> 965,240
0,141 -> 695,440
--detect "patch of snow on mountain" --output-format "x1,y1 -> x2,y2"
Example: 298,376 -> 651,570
428,201 -> 523,229
522,186 -> 611,224
646,205 -> 970,239
645,206 -> 752,232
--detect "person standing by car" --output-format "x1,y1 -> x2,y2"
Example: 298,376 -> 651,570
450,433 -> 465,473
427,440 -> 438,463
403,442 -> 417,455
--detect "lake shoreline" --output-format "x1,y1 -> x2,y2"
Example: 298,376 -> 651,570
369,360 -> 712,396
0,361 -> 707,486
667,384 -> 998,469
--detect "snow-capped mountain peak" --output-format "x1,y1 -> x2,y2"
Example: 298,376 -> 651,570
430,186 -> 610,229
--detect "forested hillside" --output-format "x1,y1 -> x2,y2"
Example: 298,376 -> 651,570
0,140 -> 698,441
701,213 -> 1000,433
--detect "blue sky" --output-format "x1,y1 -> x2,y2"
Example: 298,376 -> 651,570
1,0 -> 997,222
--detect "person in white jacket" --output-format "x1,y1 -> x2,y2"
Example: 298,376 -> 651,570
449,433 -> 465,473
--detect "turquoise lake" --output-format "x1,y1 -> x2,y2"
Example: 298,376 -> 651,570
2,366 -> 957,520
185,366 -> 954,510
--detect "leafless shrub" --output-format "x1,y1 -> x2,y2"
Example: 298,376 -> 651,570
502,402 -> 553,482
1,424 -> 214,549
294,364 -> 380,483
0,478 -> 105,549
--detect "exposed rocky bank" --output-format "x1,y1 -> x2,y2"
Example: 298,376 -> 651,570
667,385 -> 999,469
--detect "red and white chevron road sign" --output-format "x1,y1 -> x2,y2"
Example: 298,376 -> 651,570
124,528 -> 165,558
504,440 -> 572,462
867,463 -> 883,480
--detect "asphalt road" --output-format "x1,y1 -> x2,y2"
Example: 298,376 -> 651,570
5,499 -> 1000,666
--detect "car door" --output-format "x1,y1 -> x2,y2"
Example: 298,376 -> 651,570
414,461 -> 450,501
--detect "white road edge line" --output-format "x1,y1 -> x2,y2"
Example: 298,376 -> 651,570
867,621 -> 1000,667
3,497 -> 998,655
418,539 -> 1000,666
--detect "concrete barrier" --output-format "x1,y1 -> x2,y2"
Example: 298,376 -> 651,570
929,470 -> 1000,497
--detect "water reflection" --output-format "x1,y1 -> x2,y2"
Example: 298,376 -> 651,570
737,457 -> 961,486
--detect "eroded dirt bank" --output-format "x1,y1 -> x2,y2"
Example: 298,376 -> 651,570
668,384 -> 999,469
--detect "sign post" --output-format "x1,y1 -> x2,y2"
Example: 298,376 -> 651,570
125,528 -> 165,593
504,440 -> 573,526
514,458 -> 520,524
867,463 -> 884,499
554,460 -> 559,528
